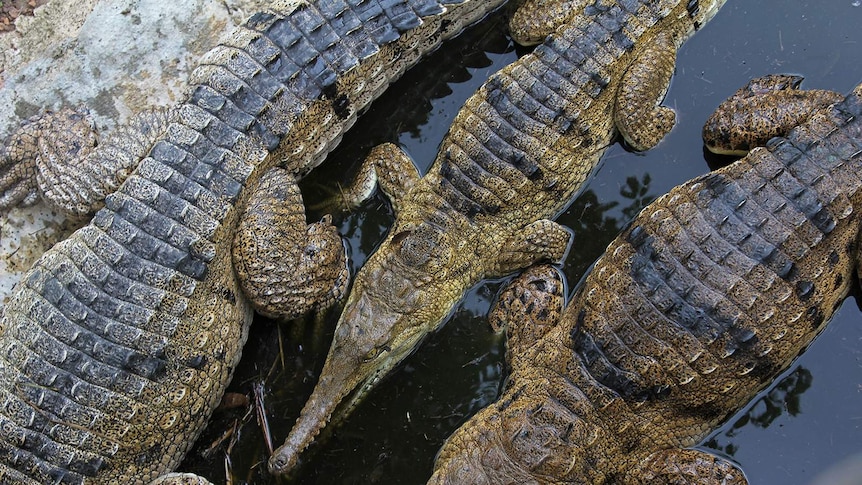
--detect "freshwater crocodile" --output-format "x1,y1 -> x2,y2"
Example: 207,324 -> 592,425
0,0 -> 507,482
269,0 -> 727,474
0,104 -> 347,321
429,77 -> 862,483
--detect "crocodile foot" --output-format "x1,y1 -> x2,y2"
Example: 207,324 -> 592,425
703,74 -> 844,155
0,105 -> 178,216
0,107 -> 96,212
489,264 -> 566,362
313,142 -> 421,214
509,0 -> 593,46
232,166 -> 349,321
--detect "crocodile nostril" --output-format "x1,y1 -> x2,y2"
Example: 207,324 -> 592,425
270,456 -> 286,470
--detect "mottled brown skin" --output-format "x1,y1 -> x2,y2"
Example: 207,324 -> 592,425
232,167 -> 348,321
0,1 -> 506,482
430,80 -> 862,484
488,265 -> 567,366
0,107 -> 98,212
508,0 -> 592,46
703,74 -> 844,156
0,106 -> 178,217
270,0 -> 727,475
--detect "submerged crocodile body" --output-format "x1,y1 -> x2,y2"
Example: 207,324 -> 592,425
429,78 -> 862,483
0,0 -> 506,482
269,0 -> 727,474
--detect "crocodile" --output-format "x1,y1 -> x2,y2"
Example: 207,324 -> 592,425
268,0 -> 727,474
0,0 -> 508,482
428,77 -> 862,483
702,74 -> 844,156
0,107 -> 179,217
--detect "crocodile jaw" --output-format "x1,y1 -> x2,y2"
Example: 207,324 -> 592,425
268,272 -> 437,474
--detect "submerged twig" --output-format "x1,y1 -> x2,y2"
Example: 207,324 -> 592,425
253,381 -> 274,455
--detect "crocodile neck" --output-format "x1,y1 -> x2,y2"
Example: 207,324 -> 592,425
0,1 -> 504,482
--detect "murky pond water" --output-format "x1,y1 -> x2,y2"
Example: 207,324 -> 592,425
181,1 -> 862,483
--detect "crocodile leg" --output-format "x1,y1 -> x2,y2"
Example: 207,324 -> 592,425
0,120 -> 46,209
613,31 -> 678,152
491,220 -> 572,276
703,74 -> 844,155
0,106 -> 178,217
327,142 -> 421,213
624,449 -> 747,485
0,107 -> 97,211
232,167 -> 349,321
229,141 -> 422,323
488,264 -> 565,367
508,0 -> 593,46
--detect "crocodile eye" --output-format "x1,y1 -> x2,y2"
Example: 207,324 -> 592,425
363,345 -> 391,363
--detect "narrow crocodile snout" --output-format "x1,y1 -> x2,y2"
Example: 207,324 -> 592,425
272,0 -> 727,474
270,234 -> 457,472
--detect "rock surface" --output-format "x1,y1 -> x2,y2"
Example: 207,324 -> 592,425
0,0 -> 47,33
0,0 -> 272,304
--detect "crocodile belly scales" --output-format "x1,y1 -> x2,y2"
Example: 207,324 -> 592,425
0,0 -> 504,482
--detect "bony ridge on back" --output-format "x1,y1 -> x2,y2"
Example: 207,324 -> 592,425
430,75 -> 859,483
269,0 -> 728,476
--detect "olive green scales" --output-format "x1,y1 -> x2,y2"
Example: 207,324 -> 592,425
0,0 -> 507,482
270,0 -> 728,475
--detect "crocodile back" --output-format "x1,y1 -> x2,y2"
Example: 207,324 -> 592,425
0,1 -> 504,482
351,1 -> 720,352
410,0 -> 703,229
350,0 -> 724,385
561,86 -> 862,447
433,86 -> 862,483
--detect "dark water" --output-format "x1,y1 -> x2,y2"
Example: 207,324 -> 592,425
181,1 -> 862,483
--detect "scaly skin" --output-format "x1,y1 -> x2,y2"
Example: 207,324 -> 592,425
430,79 -> 862,483
0,1 -> 505,482
269,0 -> 727,475
0,107 -> 178,217
508,0 -> 592,45
232,167 -> 349,320
487,264 -> 568,364
0,104 -> 349,322
703,74 -> 844,156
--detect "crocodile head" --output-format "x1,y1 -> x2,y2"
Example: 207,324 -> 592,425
269,221 -> 472,474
